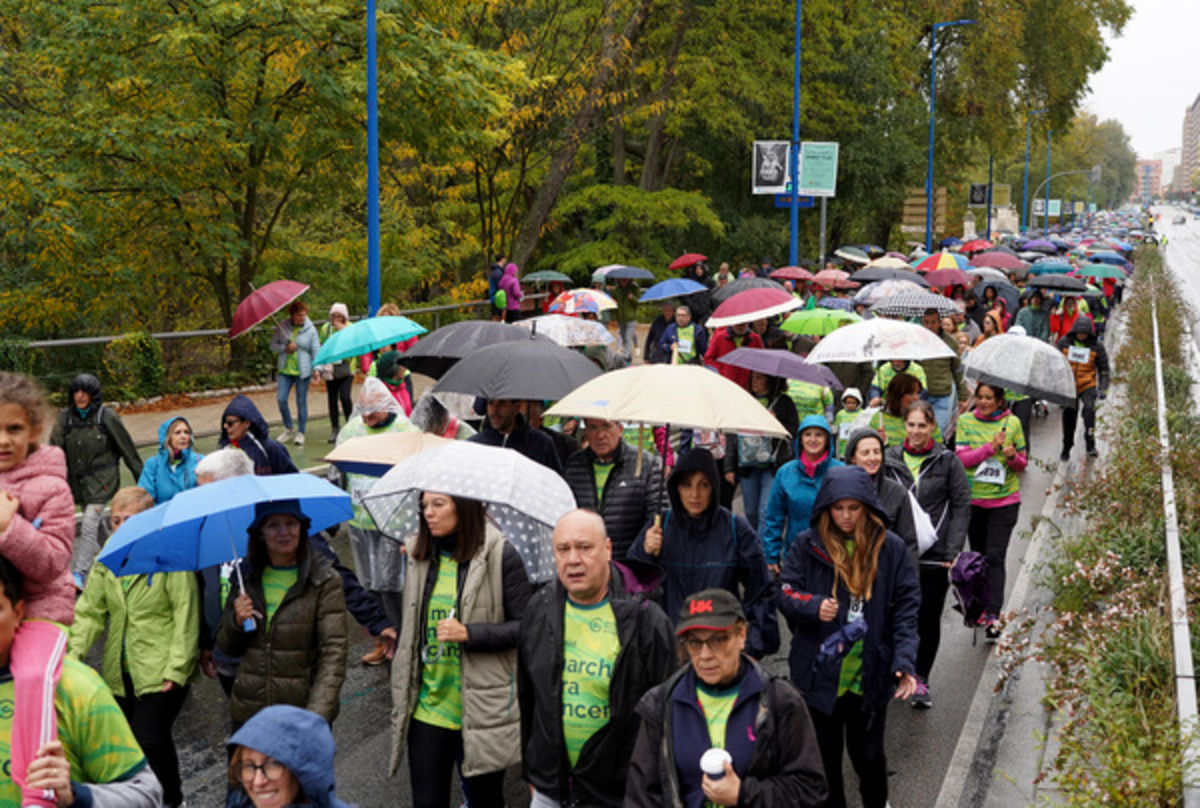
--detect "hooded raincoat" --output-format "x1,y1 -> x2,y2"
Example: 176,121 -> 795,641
628,449 -> 779,659
137,416 -> 202,504
228,704 -> 353,808
760,415 -> 843,567
218,395 -> 298,477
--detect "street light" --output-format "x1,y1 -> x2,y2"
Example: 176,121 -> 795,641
1022,108 -> 1047,234
925,19 -> 976,251
366,0 -> 381,316
1044,130 -> 1052,233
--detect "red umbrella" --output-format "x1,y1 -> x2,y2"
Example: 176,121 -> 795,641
669,252 -> 707,270
959,239 -> 993,253
769,265 -> 814,281
706,288 -> 800,328
970,252 -> 1029,272
229,280 -> 310,338
812,269 -> 849,287
924,268 -> 972,288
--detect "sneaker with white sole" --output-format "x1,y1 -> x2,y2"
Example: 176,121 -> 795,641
293,432 -> 305,447
911,676 -> 932,709
276,427 -> 295,443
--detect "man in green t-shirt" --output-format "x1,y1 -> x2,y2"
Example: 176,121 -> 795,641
0,557 -> 162,808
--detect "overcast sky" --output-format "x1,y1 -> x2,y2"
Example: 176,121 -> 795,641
1084,0 -> 1200,158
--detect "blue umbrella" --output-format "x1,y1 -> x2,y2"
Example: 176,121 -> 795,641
97,474 -> 353,576
639,278 -> 707,302
313,315 -> 427,365
817,297 -> 855,312
1089,251 -> 1127,266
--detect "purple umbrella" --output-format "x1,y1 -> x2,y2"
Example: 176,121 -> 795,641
717,348 -> 844,391
1020,238 -> 1058,254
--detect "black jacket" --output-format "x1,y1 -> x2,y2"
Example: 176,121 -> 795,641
564,441 -> 662,559
644,314 -> 672,364
469,413 -> 564,475
842,429 -> 919,565
626,659 -> 828,808
518,567 -> 675,807
50,376 -> 143,505
883,441 -> 971,563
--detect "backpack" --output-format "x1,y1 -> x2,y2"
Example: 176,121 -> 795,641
950,551 -> 990,628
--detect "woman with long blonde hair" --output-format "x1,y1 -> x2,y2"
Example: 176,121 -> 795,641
776,465 -> 920,808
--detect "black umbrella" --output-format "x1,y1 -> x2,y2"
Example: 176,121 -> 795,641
710,277 -> 786,304
397,321 -> 551,379
604,265 -> 655,281
1027,273 -> 1087,293
432,334 -> 603,400
975,280 -> 1021,312
851,266 -> 929,287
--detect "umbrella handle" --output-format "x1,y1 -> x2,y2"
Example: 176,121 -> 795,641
231,535 -> 255,632
635,424 -> 644,477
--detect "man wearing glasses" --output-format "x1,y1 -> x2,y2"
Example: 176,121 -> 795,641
518,510 -> 673,808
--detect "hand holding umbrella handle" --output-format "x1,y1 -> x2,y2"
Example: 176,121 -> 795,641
644,515 -> 663,557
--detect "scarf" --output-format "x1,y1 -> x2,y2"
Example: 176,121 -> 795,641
903,438 -> 934,456
800,450 -> 827,477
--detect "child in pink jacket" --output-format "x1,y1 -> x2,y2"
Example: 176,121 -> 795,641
0,373 -> 77,808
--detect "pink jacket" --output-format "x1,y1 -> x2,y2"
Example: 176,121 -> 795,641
0,445 -> 77,624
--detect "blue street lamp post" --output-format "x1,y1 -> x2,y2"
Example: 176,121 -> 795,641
925,19 -> 975,251
1044,130 -> 1052,233
788,0 -> 802,267
366,0 -> 381,316
1022,108 -> 1047,234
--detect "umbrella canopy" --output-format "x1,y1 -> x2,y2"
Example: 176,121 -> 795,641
812,269 -> 850,287
312,315 -> 427,366
970,251 -> 1028,272
1020,238 -> 1058,254
966,267 -> 1007,282
229,280 -> 309,339
964,334 -> 1077,407
853,279 -> 925,306
833,246 -> 870,264
522,270 -> 574,284
781,308 -> 861,337
361,441 -> 577,583
769,265 -> 815,281
975,280 -> 1021,312
639,278 -> 708,302
706,288 -> 801,328
397,321 -> 548,379
594,264 -> 655,282
669,253 -> 707,270
912,251 -> 968,272
870,291 -> 960,319
1088,251 -> 1128,265
923,268 -> 972,288
863,256 -> 912,270
717,348 -> 843,390
324,431 -> 453,477
852,266 -> 929,286
98,474 -> 352,576
856,244 -> 887,258
433,335 -> 602,400
545,365 -> 789,437
516,314 -> 616,347
806,318 -> 956,364
710,277 -> 785,304
549,288 -> 617,314
939,236 -> 963,248
1075,263 -> 1126,281
817,297 -> 856,311
959,239 -> 993,253
1027,273 -> 1087,293
1026,260 -> 1073,276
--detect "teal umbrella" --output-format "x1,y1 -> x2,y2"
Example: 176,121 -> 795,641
1075,263 -> 1125,281
522,270 -> 573,284
313,315 -> 427,365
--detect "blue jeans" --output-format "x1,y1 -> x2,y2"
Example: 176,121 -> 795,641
739,467 -> 775,536
276,373 -> 310,433
926,391 -> 955,438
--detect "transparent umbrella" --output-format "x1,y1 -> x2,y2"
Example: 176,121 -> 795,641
964,334 -> 1076,407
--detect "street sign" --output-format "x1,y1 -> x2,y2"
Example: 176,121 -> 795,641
901,187 -> 947,234
968,183 -> 988,207
798,142 -> 839,197
1073,201 -> 1085,214
992,184 -> 1012,208
773,194 -> 815,209
752,141 -> 790,194
1048,199 -> 1062,217
1032,199 -> 1045,215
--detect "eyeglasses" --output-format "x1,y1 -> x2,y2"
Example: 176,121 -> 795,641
683,631 -> 733,654
238,759 -> 286,783
223,418 -> 243,428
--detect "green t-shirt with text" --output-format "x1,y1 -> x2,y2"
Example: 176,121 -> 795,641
262,565 -> 298,627
593,461 -> 614,506
696,682 -> 739,749
561,598 -> 620,768
0,658 -> 146,808
413,553 -> 463,730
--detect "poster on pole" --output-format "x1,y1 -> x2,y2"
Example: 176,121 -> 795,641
992,184 -> 1012,208
798,142 -> 839,197
752,141 -> 790,195
1048,199 -> 1062,217
1073,201 -> 1085,214
968,184 -> 988,207
1032,199 -> 1046,216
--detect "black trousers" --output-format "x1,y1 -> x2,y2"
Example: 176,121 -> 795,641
408,718 -> 506,808
115,673 -> 190,806
327,375 -> 353,431
809,692 -> 889,808
916,561 -> 952,679
967,502 -> 1021,615
1010,397 -> 1033,456
1061,387 -> 1098,454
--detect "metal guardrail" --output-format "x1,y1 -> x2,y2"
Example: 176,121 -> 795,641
1150,272 -> 1200,807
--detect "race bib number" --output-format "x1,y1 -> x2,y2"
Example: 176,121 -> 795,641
848,597 -> 864,624
975,456 -> 1006,485
677,337 -> 693,354
838,423 -> 852,441
1067,346 -> 1091,364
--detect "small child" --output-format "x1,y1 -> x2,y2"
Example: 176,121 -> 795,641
833,387 -> 863,451
0,373 -> 77,808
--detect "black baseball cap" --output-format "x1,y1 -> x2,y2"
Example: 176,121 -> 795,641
676,589 -> 745,635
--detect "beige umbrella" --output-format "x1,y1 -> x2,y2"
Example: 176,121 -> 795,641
323,431 -> 453,477
545,365 -> 789,438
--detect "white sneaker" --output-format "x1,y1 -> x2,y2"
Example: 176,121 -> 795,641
276,427 -> 294,443
293,432 -> 306,447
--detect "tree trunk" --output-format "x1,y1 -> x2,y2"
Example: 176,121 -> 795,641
510,0 -> 652,268
639,0 -> 692,192
613,120 -> 627,186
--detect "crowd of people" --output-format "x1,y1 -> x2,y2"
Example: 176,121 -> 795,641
0,227 -> 1137,808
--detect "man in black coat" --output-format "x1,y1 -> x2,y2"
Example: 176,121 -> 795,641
469,398 -> 563,474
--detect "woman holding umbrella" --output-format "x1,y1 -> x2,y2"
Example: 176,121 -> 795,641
390,492 -> 531,808
954,384 -> 1027,641
217,499 -> 348,727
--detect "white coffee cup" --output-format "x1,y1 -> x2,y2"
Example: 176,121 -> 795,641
700,748 -> 732,780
